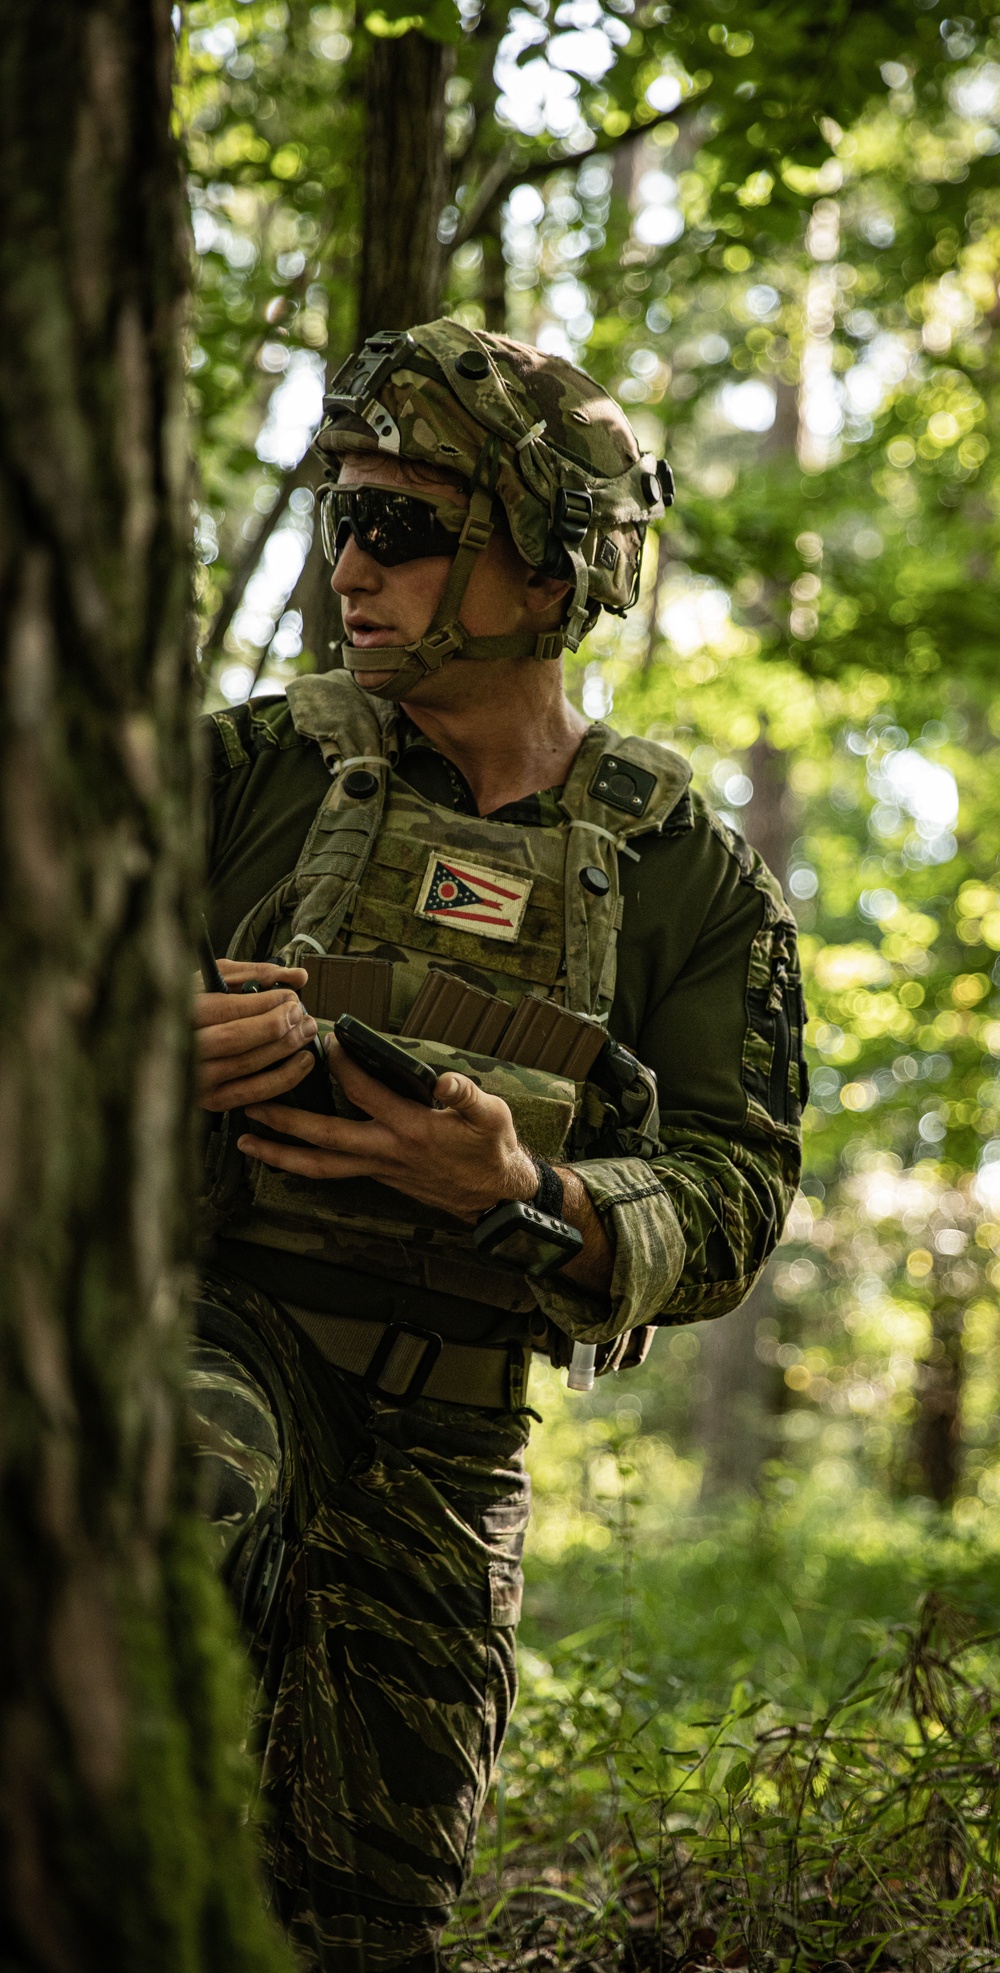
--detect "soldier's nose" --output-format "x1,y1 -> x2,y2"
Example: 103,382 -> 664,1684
331,532 -> 381,595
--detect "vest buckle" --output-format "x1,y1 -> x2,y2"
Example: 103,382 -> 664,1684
363,1322 -> 443,1405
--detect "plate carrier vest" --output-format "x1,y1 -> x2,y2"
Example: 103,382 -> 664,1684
204,673 -> 692,1326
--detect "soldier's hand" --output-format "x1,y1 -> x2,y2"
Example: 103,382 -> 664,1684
239,1034 -> 538,1221
195,959 -> 319,1113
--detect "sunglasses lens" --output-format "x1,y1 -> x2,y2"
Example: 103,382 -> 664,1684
320,487 -> 457,567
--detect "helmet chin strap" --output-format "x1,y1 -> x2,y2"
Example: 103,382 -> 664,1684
338,438 -> 570,703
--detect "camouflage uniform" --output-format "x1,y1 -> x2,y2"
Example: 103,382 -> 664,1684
189,1269 -> 529,1973
192,323 -> 806,1972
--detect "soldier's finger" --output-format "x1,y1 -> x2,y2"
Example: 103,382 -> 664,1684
236,1133 -> 376,1180
197,999 -> 315,1054
193,985 -> 303,1030
197,1024 -> 319,1089
197,1049 -> 317,1114
217,959 -> 309,990
243,1101 -> 392,1160
434,1072 -> 511,1137
194,985 -> 302,1031
434,1072 -> 486,1116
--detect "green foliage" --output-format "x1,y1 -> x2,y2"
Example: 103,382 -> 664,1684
450,1475 -> 1000,1971
519,1363 -> 1000,1697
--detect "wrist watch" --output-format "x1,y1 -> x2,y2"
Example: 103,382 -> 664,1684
471,1155 -> 581,1280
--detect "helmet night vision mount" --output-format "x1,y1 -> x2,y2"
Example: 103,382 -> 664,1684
314,321 -> 674,702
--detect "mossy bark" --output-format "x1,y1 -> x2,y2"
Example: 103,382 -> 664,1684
0,5 -> 292,1965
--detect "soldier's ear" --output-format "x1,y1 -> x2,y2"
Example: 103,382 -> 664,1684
523,567 -> 571,616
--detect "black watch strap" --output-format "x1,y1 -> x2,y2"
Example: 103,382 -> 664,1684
529,1155 -> 565,1222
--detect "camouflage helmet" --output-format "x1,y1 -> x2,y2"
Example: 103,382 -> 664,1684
313,318 -> 673,700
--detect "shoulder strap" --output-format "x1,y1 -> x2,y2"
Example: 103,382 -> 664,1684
286,669 -> 393,764
275,673 -> 396,958
222,675 -> 391,965
558,724 -> 692,1018
561,723 -> 692,839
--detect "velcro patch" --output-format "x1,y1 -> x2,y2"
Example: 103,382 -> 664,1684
414,852 -> 532,943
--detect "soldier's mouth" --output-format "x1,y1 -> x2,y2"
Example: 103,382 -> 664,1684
344,619 -> 407,647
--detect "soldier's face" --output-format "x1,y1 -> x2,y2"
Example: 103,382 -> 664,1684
332,455 -> 565,696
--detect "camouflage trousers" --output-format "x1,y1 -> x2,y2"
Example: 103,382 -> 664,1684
186,1270 -> 532,1973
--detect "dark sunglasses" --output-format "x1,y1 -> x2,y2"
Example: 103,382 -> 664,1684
317,484 -> 468,568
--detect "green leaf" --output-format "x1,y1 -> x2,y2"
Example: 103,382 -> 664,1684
419,0 -> 464,43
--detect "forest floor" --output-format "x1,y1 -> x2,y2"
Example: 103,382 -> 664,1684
445,1370 -> 1000,1973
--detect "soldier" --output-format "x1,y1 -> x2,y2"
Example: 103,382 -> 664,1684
191,322 -> 806,1973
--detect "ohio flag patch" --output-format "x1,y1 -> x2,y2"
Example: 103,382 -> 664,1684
414,851 -> 532,943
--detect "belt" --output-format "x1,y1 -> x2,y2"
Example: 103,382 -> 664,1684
207,1236 -> 531,1342
281,1303 -> 532,1411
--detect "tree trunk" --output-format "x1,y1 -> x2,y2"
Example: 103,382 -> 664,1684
695,1278 -> 782,1499
697,734 -> 794,1501
761,378 -> 800,461
203,452 -> 313,663
480,210 -> 507,332
0,6 -> 290,1965
292,27 -> 455,667
642,530 -> 669,671
286,493 -> 346,671
743,732 -> 795,891
358,30 -> 455,342
911,1295 -> 964,1506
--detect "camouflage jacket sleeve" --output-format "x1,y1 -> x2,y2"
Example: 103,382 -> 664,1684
533,794 -> 805,1347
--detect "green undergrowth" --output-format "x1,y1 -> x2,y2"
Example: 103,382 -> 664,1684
446,1400 -> 1000,1973
522,1488 -> 1000,1724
